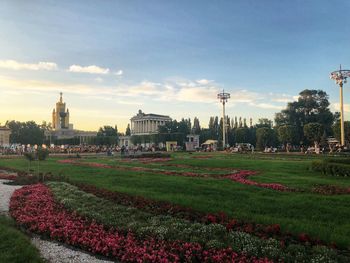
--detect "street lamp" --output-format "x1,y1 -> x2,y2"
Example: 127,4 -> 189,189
330,65 -> 350,146
217,90 -> 230,149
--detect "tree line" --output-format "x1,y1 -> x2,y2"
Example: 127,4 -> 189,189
130,89 -> 345,149
3,89 -> 348,149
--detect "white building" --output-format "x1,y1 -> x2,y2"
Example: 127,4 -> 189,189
130,110 -> 171,135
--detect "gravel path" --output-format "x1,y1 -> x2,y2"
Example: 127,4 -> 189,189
0,179 -> 113,263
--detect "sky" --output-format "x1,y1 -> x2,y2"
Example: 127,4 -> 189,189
1,0 -> 350,132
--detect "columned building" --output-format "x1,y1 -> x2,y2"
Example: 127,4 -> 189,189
130,110 -> 171,135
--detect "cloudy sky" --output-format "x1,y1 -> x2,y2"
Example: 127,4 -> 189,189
1,0 -> 350,132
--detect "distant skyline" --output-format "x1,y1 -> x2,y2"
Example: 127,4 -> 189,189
1,0 -> 350,132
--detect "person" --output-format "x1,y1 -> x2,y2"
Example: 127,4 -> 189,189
121,145 -> 125,157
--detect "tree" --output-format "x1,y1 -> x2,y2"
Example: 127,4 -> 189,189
192,117 -> 201,134
332,121 -> 350,145
275,89 -> 337,143
6,120 -> 45,145
277,125 -> 298,152
303,123 -> 324,148
208,116 -> 219,139
96,125 -> 118,145
125,124 -> 131,136
157,119 -> 191,146
255,118 -> 273,128
256,127 -> 276,150
235,127 -> 251,143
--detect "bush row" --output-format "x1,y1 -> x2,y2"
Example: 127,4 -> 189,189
311,160 -> 350,177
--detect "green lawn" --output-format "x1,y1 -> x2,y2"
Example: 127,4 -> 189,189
1,152 -> 350,248
0,216 -> 43,263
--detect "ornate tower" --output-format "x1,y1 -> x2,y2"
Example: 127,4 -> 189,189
52,92 -> 70,130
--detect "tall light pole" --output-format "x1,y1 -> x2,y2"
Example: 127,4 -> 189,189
330,65 -> 350,146
217,90 -> 230,149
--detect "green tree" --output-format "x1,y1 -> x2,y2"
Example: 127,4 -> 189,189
332,121 -> 350,145
255,118 -> 273,128
303,123 -> 324,148
96,125 -> 118,145
277,125 -> 298,152
125,124 -> 131,136
275,89 -> 337,142
192,117 -> 201,134
256,127 -> 276,150
6,120 -> 44,145
235,127 -> 250,143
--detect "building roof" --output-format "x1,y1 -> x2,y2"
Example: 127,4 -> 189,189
0,126 -> 10,131
131,110 -> 171,121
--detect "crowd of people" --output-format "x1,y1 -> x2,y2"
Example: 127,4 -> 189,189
0,142 -> 348,156
0,144 -> 164,156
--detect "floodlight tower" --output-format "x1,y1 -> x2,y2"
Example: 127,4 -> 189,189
217,90 -> 230,149
330,65 -> 350,146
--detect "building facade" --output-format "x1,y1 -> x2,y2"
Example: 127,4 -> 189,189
52,92 -> 72,130
48,93 -> 97,142
0,127 -> 11,147
130,110 -> 171,135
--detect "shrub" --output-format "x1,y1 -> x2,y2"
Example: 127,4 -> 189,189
36,148 -> 49,161
311,159 -> 350,177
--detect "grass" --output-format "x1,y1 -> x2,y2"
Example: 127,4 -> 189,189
0,215 -> 44,263
1,152 -> 350,248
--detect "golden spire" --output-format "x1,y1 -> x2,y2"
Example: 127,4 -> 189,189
60,92 -> 63,103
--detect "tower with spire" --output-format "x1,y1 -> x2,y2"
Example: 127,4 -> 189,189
52,92 -> 71,130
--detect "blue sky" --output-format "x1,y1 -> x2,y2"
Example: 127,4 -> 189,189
1,0 -> 350,132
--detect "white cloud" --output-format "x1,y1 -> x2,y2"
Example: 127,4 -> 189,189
115,70 -> 123,76
332,102 -> 350,113
0,60 -> 57,71
68,64 -> 110,74
0,75 -> 115,96
196,79 -> 213,85
0,73 -> 291,115
251,102 -> 283,110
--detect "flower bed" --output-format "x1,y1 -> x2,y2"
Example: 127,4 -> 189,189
0,173 -> 17,180
0,169 -> 18,180
224,171 -> 290,192
10,184 -> 272,263
74,182 -> 334,251
47,182 -> 344,262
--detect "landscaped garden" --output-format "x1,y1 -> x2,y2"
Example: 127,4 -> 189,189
1,152 -> 350,262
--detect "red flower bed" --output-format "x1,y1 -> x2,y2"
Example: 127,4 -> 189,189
0,173 -> 17,180
10,184 -> 271,263
224,171 -> 290,192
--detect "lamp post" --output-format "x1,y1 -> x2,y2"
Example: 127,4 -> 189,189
330,65 -> 350,146
217,90 -> 230,149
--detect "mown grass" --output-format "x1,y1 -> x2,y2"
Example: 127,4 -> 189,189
0,153 -> 350,248
0,216 -> 44,263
